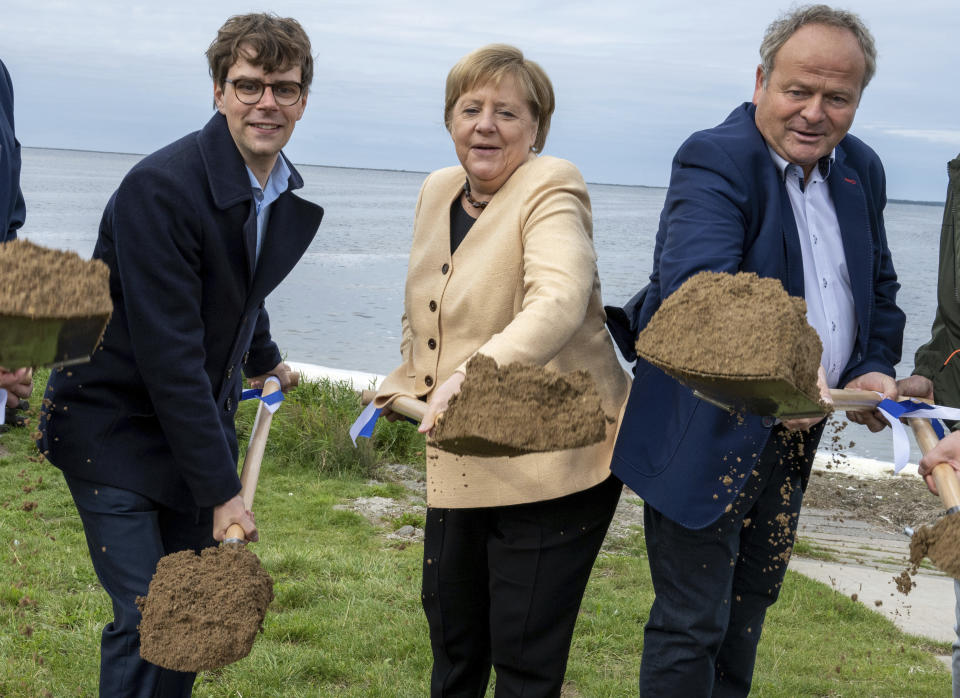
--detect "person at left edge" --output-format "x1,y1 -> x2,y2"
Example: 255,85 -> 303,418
0,57 -> 34,415
37,13 -> 322,697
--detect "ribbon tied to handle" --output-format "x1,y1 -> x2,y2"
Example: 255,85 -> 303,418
241,375 -> 285,414
875,397 -> 958,472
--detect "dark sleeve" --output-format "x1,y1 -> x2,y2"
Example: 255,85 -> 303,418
111,166 -> 240,507
0,60 -> 24,241
655,135 -> 752,298
244,304 -> 283,377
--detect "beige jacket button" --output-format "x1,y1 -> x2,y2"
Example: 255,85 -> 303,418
425,375 -> 434,387
428,339 -> 437,350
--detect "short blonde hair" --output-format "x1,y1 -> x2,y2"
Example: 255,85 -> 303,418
444,44 -> 554,154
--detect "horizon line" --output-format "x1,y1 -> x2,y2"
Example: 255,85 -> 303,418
21,145 -> 945,206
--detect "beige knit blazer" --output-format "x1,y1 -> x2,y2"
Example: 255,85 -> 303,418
375,155 -> 630,508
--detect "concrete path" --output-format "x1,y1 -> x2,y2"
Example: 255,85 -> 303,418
794,505 -> 954,671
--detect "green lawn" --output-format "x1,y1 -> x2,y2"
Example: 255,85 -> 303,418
0,374 -> 949,696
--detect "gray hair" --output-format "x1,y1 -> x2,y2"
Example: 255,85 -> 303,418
759,4 -> 877,92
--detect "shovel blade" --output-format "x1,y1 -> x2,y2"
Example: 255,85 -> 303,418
0,313 -> 111,369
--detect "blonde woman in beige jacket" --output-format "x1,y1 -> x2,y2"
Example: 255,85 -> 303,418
374,44 -> 630,697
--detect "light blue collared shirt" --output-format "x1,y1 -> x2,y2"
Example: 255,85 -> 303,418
246,155 -> 291,264
767,146 -> 856,388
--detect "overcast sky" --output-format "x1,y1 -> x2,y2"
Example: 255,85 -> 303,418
5,0 -> 958,201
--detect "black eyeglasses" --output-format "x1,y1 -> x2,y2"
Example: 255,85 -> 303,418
224,78 -> 303,106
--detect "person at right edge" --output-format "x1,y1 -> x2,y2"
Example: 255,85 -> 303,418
605,5 -> 905,696
897,154 -> 960,697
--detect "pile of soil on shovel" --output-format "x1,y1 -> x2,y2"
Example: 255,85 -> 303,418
432,354 -> 609,457
137,545 -> 274,672
0,239 -> 111,317
635,271 -> 823,402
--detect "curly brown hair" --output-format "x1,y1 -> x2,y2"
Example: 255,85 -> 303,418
206,13 -> 314,92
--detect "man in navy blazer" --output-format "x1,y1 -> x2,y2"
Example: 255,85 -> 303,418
38,14 -> 322,696
608,6 -> 904,696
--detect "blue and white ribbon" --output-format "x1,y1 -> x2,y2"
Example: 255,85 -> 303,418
874,397 -> 960,473
0,389 -> 6,426
349,401 -> 382,446
240,376 -> 285,414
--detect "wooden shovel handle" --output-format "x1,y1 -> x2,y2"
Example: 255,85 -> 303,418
828,388 -> 886,411
225,378 -> 282,540
360,389 -> 427,422
908,417 -> 960,511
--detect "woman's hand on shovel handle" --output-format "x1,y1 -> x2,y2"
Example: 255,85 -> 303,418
419,371 -> 466,436
213,494 -> 259,542
843,371 -> 898,432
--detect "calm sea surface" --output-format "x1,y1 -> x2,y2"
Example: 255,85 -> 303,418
18,147 -> 943,462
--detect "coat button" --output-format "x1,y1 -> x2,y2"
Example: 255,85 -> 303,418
243,352 -> 250,364
226,366 -> 234,380
425,375 -> 434,387
428,339 -> 437,350
225,397 -> 234,413
441,263 -> 449,274
429,300 -> 437,312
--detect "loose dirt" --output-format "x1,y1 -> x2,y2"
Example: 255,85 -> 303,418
803,470 -> 944,533
635,270 -> 823,402
908,514 -> 960,579
432,354 -> 609,457
0,238 -> 111,317
137,544 -> 274,672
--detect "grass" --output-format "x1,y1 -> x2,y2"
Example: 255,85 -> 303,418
0,372 -> 951,695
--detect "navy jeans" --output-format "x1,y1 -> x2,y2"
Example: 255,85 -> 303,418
63,473 -> 214,698
422,474 -> 623,698
639,424 -> 821,697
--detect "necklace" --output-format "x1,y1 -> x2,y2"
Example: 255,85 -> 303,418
463,179 -> 488,209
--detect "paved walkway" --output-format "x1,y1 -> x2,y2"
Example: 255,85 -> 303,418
793,505 -> 955,670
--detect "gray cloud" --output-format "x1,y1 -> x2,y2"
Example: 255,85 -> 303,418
4,0 -> 957,200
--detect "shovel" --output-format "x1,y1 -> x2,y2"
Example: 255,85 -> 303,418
0,312 -> 111,369
676,369 -> 884,420
137,376 -> 288,672
224,376 -> 288,542
908,418 -> 960,515
902,418 -> 960,578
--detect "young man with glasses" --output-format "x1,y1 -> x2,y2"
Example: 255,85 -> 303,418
38,13 -> 322,696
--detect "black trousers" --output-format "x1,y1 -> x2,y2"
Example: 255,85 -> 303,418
63,473 -> 214,698
638,424 -> 822,697
422,474 -> 623,698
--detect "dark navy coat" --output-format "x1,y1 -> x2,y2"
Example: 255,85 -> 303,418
39,112 -> 323,512
0,59 -> 24,240
608,103 -> 904,529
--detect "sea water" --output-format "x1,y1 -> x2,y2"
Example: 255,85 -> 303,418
17,147 -> 944,462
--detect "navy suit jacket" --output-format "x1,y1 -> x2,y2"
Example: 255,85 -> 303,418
609,103 -> 904,528
39,112 -> 323,512
0,59 -> 24,241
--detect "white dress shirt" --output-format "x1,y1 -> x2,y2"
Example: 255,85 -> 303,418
767,146 -> 856,388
